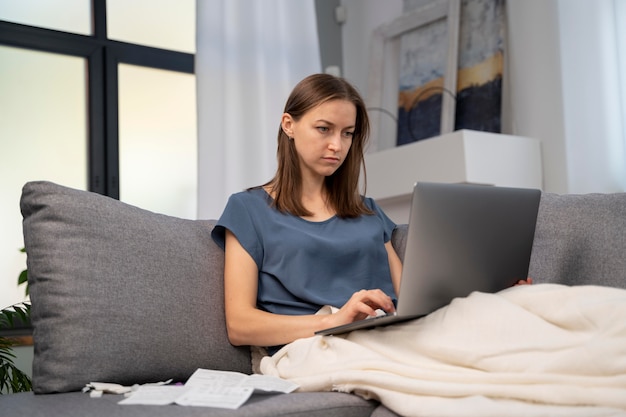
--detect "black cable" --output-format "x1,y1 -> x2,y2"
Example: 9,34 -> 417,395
407,85 -> 457,143
367,86 -> 457,144
367,107 -> 399,124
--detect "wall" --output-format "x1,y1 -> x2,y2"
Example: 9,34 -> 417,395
315,0 -> 344,74
340,0 -> 625,203
505,0 -> 568,193
340,0 -> 404,93
556,0 -> 626,193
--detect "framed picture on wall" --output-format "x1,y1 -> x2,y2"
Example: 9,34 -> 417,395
366,0 -> 460,152
454,0 -> 506,137
367,0 -> 506,151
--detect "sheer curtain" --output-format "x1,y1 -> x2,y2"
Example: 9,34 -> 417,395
559,0 -> 626,193
196,0 -> 321,219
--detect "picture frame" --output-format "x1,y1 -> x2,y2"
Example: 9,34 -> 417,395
366,0 -> 460,152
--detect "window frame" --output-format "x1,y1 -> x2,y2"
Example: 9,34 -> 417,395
0,0 -> 194,198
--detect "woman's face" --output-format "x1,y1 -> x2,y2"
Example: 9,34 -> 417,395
282,99 -> 356,182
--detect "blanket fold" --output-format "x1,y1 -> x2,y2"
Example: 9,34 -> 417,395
261,284 -> 626,417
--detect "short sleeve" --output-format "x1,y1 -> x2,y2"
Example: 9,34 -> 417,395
211,193 -> 264,268
364,197 -> 396,242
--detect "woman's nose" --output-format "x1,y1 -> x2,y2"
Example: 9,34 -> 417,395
328,134 -> 342,151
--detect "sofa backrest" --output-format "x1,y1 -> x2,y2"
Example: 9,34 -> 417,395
529,192 -> 626,288
20,182 -> 625,394
391,192 -> 626,290
21,181 -> 251,394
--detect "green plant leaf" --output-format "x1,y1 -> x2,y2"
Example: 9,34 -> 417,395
1,340 -> 33,393
0,345 -> 17,361
18,270 -> 28,286
0,310 -> 13,328
13,304 -> 29,324
0,303 -> 31,329
0,361 -> 32,394
18,247 -> 29,296
0,300 -> 33,394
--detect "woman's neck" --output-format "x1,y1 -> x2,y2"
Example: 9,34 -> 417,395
300,181 -> 335,222
264,177 -> 336,221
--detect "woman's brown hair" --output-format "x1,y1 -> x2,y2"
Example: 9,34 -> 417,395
263,73 -> 372,218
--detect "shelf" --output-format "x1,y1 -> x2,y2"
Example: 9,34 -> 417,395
364,129 -> 543,203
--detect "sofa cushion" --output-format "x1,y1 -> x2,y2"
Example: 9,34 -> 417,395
529,192 -> 626,288
20,181 -> 251,394
1,391 -> 377,417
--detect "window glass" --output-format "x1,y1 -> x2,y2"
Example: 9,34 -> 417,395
0,45 -> 87,309
118,63 -> 197,219
0,0 -> 91,35
107,0 -> 195,53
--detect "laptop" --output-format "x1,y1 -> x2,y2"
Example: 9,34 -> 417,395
315,181 -> 542,336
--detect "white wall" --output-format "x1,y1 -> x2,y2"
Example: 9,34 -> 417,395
557,0 -> 626,193
504,0 -> 624,194
505,0 -> 568,194
341,0 -> 626,199
340,0 -> 404,93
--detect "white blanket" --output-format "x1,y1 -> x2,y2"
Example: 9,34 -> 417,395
261,284 -> 626,417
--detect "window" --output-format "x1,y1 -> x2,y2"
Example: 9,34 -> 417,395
0,0 -> 92,34
118,64 -> 197,219
0,0 -> 195,308
107,0 -> 195,53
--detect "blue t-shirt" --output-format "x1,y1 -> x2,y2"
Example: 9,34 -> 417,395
211,188 -> 397,317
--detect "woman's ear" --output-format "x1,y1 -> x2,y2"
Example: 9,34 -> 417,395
281,113 -> 294,138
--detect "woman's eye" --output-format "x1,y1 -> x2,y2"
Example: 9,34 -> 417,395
317,126 -> 329,133
344,131 -> 354,138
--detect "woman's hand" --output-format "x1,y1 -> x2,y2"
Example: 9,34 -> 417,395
332,289 -> 395,324
515,277 -> 534,285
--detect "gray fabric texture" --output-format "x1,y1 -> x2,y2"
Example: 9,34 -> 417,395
371,404 -> 403,417
391,225 -> 408,263
0,391 -> 376,417
15,181 -> 626,417
20,181 -> 251,394
529,192 -> 626,288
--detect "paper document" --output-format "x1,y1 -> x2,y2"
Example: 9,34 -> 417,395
119,368 -> 298,409
185,368 -> 299,394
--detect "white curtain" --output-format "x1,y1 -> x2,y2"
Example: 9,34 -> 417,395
558,0 -> 626,193
196,0 -> 322,219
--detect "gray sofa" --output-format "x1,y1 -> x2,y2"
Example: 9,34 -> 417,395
1,180 -> 625,417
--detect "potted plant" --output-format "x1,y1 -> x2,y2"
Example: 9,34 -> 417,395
0,249 -> 32,394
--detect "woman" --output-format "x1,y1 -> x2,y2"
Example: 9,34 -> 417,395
211,73 -> 403,353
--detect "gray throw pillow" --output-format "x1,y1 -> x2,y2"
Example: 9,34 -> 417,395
21,181 -> 251,394
529,192 -> 626,289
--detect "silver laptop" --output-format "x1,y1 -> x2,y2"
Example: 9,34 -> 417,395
315,181 -> 542,336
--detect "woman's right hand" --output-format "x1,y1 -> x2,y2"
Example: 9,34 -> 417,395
332,289 -> 396,325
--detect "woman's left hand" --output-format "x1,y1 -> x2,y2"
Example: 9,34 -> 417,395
515,277 -> 533,285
